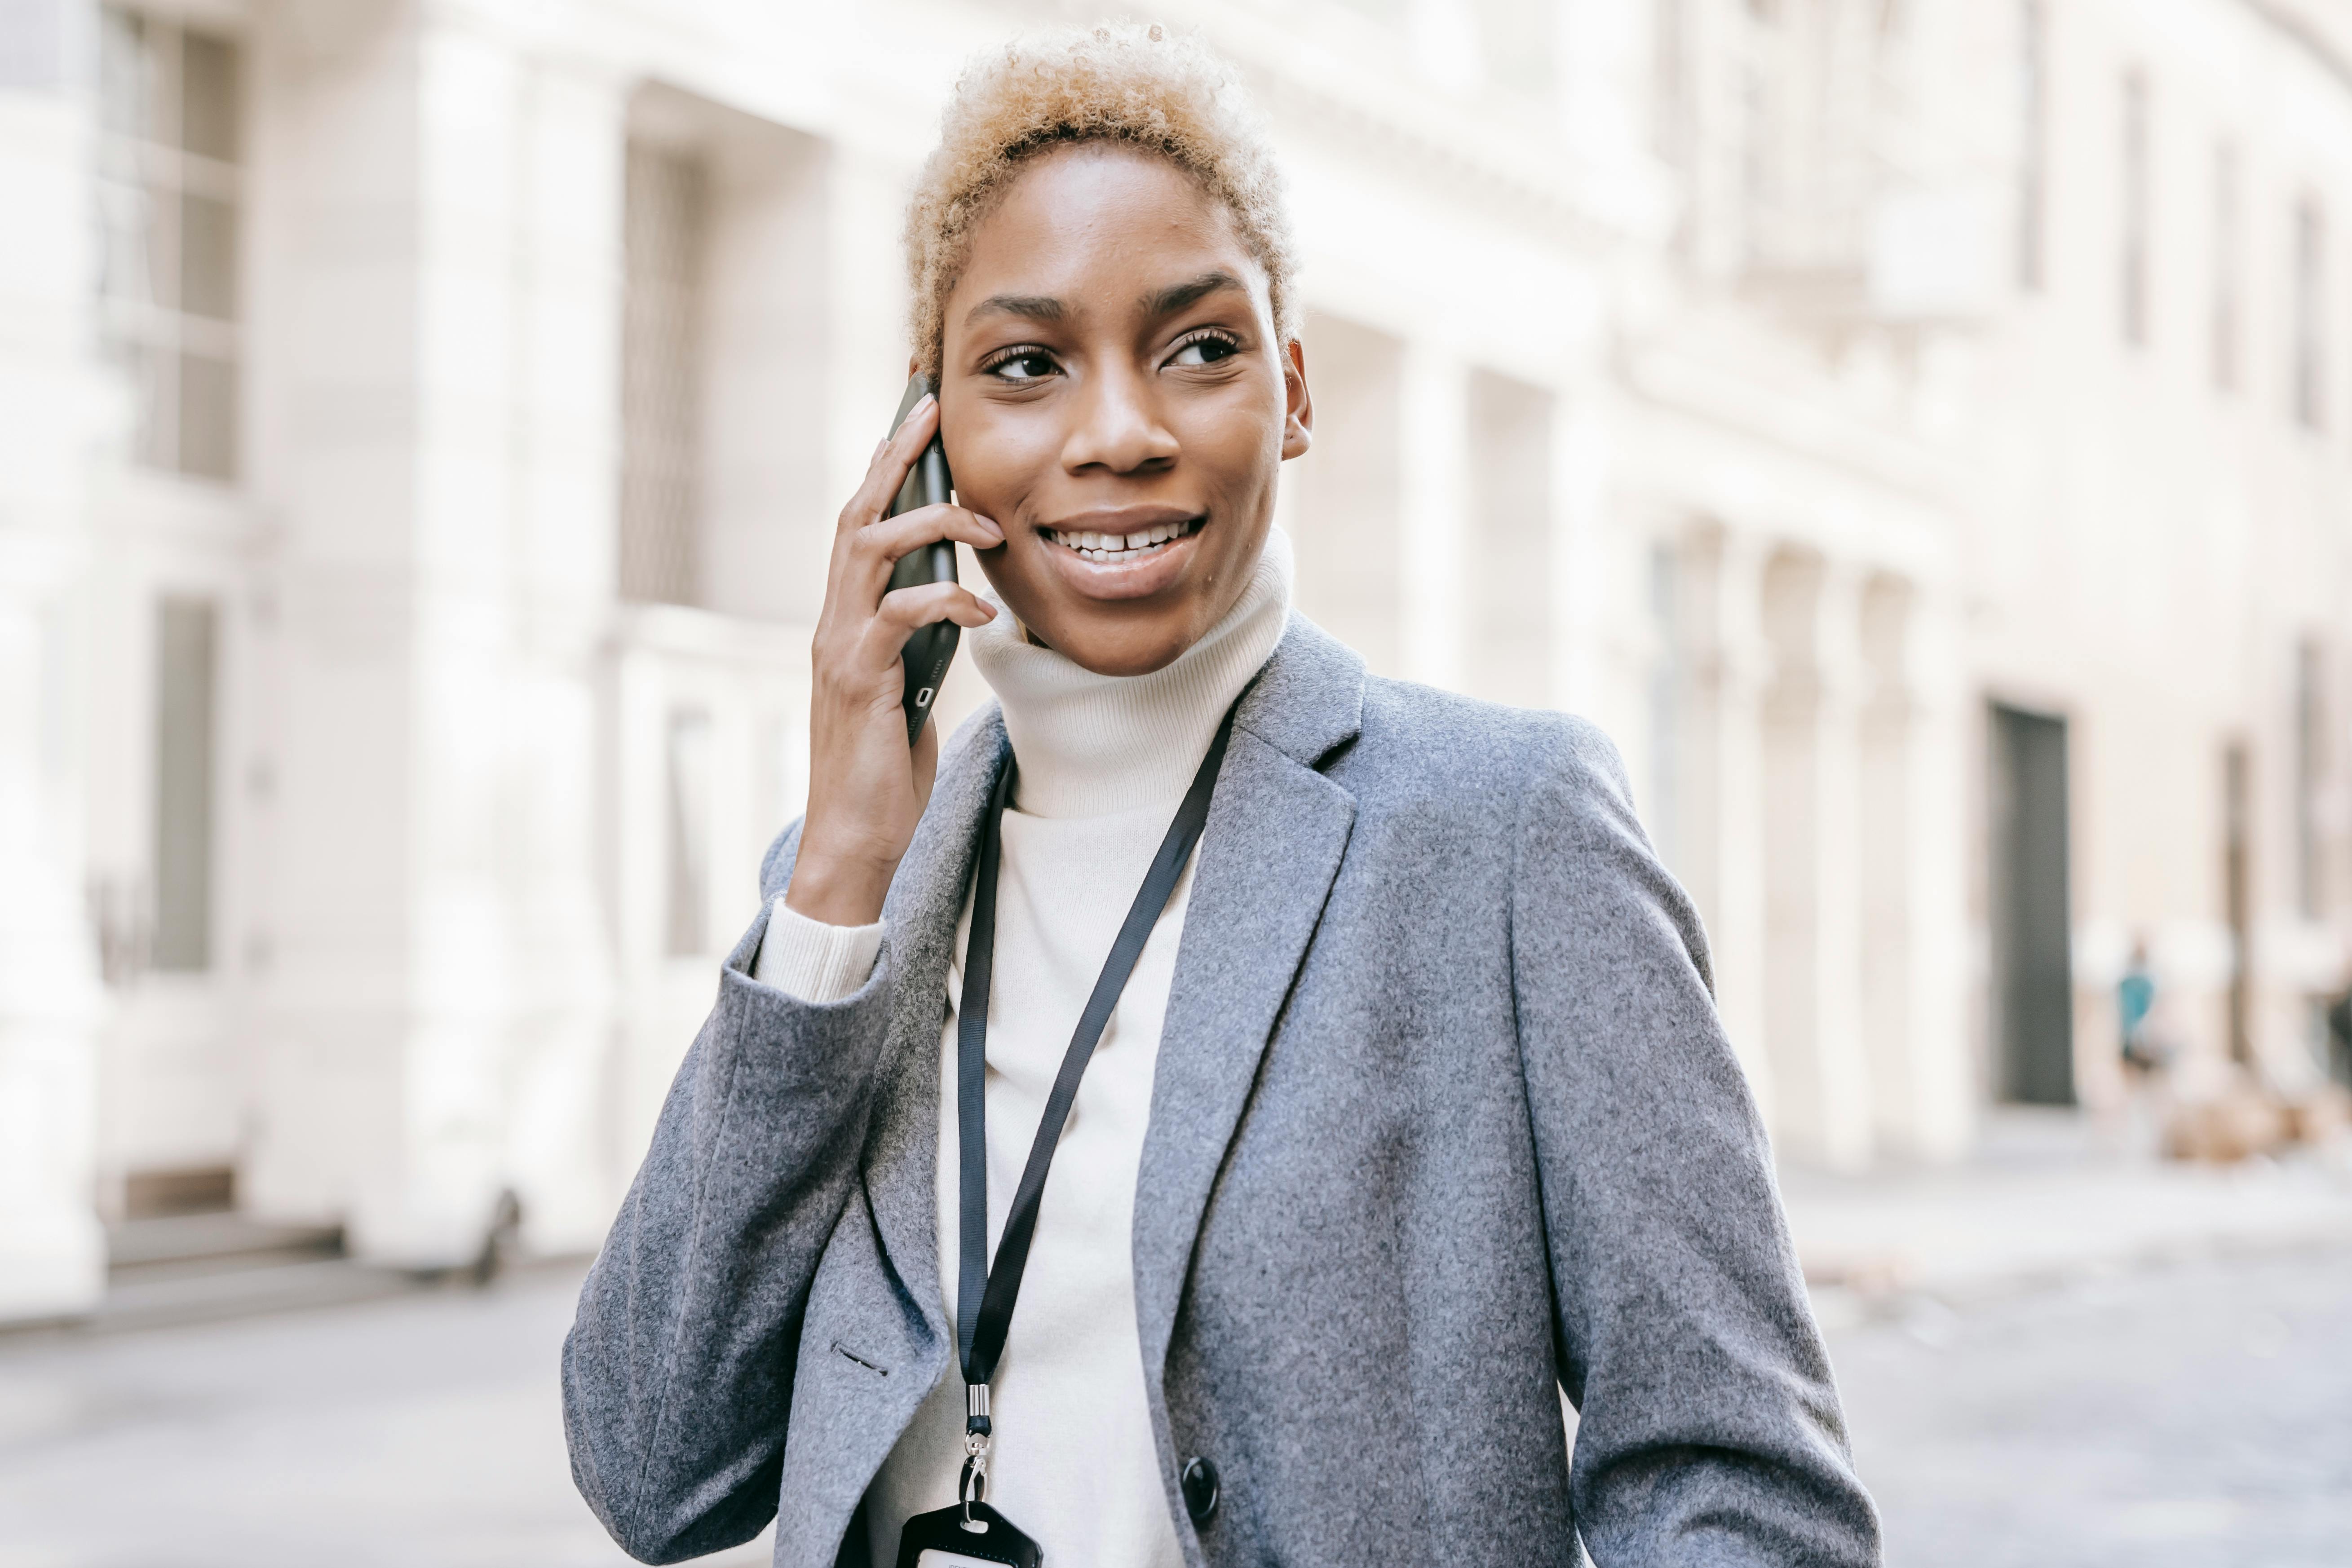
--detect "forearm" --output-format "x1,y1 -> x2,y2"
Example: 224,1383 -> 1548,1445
563,902 -> 896,1561
1512,719 -> 1879,1566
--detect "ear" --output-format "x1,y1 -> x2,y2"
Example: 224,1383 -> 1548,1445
1280,336 -> 1313,461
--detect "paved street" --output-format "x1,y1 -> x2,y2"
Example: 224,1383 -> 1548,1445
1829,1243 -> 2352,1568
0,1266 -> 771,1568
1,1245 -> 2345,1566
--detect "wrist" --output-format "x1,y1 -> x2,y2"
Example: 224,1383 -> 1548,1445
784,847 -> 895,928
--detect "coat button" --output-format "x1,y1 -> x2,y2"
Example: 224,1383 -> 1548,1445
1180,1455 -> 1220,1522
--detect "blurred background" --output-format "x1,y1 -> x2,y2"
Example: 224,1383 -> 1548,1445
3,0 -> 2350,1562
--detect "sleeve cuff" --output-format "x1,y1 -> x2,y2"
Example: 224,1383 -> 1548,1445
749,896 -> 885,1003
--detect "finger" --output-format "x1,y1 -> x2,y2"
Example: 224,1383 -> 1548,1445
875,581 -> 998,633
848,504 -> 1006,589
836,394 -> 939,537
851,583 -> 998,671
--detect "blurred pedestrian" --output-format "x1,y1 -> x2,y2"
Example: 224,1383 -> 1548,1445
2119,937 -> 2164,1074
2327,984 -> 2352,1089
562,24 -> 1877,1568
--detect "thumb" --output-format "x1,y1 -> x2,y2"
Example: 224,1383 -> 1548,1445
910,713 -> 942,808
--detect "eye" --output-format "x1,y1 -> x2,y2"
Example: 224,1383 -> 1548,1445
986,349 -> 1059,383
1167,332 -> 1241,368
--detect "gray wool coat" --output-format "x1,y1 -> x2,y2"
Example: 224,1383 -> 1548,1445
562,615 -> 1880,1568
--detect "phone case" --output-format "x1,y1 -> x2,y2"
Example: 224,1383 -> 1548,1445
887,373 -> 960,746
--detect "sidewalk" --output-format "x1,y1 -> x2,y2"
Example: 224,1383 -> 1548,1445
0,1261 -> 773,1568
1781,1109 -> 2352,1325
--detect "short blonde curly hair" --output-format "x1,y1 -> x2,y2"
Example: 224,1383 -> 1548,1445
903,23 -> 1298,380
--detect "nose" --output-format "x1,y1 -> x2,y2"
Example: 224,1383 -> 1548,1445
1061,358 -> 1179,475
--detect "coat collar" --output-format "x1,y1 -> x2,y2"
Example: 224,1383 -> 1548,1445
861,705 -> 1008,1341
1230,611 -> 1365,773
858,613 -> 1367,1356
1132,617 -> 1361,1384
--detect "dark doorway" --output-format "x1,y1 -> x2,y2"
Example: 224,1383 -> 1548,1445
1990,704 -> 2074,1104
2224,742 -> 2252,1064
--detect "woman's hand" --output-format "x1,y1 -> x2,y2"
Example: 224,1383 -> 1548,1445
787,393 -> 1003,928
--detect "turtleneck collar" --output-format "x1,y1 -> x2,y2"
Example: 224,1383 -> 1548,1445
968,527 -> 1295,819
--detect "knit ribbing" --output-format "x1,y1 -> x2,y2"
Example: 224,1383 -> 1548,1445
968,527 -> 1295,819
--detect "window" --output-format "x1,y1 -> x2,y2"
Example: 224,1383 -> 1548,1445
2297,640 -> 2325,919
1654,0 -> 1691,169
2121,71 -> 2149,346
2212,142 -> 2241,391
2018,0 -> 2048,290
97,8 -> 241,481
663,708 -> 712,957
1466,370 -> 1553,709
2223,742 -> 2252,1063
620,142 -> 710,606
2295,198 -> 2327,430
1648,543 -> 1681,868
1469,0 -> 1555,98
152,596 -> 218,972
1739,1 -> 1781,269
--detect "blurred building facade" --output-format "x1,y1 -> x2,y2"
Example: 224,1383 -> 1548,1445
4,0 -> 2350,1319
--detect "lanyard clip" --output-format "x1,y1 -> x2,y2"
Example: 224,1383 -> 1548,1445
959,1439 -> 990,1519
961,1383 -> 993,1521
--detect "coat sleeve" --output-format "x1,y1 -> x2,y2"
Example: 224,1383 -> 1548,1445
561,820 -> 897,1564
1508,718 -> 1881,1567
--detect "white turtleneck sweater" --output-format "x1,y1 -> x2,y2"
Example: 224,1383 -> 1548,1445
752,530 -> 1296,1568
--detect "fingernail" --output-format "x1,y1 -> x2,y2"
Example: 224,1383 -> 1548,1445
977,515 -> 1005,541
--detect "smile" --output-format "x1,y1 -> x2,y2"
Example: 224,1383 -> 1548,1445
1044,516 -> 1203,564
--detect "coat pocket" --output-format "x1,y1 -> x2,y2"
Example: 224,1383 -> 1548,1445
830,1338 -> 891,1377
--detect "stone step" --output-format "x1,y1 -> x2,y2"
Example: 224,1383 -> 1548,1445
107,1212 -> 345,1271
91,1254 -> 425,1334
76,1212 -> 424,1334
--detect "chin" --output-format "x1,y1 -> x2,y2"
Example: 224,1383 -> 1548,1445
1037,614 -> 1197,679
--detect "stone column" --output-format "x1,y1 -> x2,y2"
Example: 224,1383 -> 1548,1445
247,8 -> 620,1264
1898,585 -> 1973,1159
1763,552 -> 1874,1169
499,58 -> 628,1254
0,7 -> 106,1320
1556,0 -> 1671,234
1683,528 -> 1776,1125
1398,343 -> 1470,692
1807,561 -> 1874,1168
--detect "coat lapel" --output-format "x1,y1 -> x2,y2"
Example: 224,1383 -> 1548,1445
1132,616 -> 1366,1378
862,709 -> 1009,1341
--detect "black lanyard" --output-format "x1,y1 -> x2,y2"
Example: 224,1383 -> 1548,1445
949,694 -> 1243,1505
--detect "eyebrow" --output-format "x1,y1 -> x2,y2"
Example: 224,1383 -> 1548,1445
965,293 -> 1065,326
960,271 -> 1247,330
1143,270 -> 1245,317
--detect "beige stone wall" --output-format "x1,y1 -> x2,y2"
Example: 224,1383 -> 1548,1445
9,0 -> 2351,1312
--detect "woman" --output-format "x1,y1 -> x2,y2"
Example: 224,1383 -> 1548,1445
565,25 -> 1877,1568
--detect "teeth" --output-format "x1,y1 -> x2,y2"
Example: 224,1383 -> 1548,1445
1049,518 -> 1196,560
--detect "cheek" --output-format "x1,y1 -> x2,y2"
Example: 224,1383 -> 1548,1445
946,407 -> 1057,513
1189,389 -> 1284,501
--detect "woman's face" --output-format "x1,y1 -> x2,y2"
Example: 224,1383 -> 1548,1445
937,143 -> 1312,677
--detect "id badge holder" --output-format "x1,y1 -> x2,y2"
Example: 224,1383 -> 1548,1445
893,1501 -> 1042,1568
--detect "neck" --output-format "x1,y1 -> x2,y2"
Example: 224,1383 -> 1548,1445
970,528 -> 1295,819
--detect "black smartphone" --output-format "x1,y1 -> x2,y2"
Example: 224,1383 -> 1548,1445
886,373 -> 959,746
